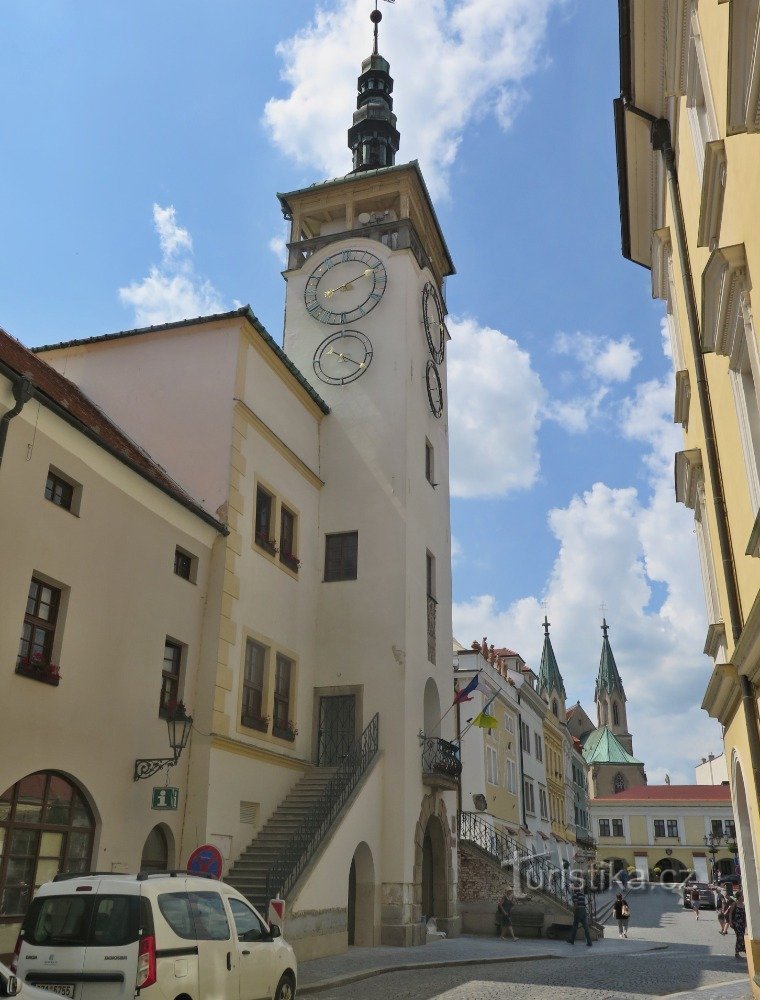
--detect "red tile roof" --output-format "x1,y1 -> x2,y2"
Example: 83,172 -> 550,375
0,328 -> 226,533
594,784 -> 731,803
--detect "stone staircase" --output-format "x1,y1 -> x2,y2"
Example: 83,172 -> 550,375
225,767 -> 338,912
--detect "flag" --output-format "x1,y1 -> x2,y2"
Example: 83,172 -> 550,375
453,673 -> 483,704
472,711 -> 498,729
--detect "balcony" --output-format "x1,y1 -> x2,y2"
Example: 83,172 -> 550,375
421,736 -> 461,791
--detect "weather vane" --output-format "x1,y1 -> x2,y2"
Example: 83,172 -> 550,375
370,0 -> 395,55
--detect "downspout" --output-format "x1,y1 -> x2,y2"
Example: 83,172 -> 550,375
0,374 -> 33,470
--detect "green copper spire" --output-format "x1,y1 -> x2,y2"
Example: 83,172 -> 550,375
537,615 -> 566,699
595,618 -> 626,699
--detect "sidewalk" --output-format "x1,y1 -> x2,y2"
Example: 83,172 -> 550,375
297,933 -> 668,995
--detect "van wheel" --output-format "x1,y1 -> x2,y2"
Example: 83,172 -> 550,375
274,971 -> 296,1000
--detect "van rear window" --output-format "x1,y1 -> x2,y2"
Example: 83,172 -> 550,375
22,895 -> 140,947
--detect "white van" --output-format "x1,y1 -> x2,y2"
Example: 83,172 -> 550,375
12,873 -> 296,1000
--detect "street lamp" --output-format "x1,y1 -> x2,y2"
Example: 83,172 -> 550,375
703,832 -> 723,882
134,701 -> 193,781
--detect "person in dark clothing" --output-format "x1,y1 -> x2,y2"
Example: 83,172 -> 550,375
730,892 -> 747,959
496,890 -> 516,940
567,887 -> 592,946
613,892 -> 630,938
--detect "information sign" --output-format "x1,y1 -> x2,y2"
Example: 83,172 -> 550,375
151,787 -> 179,811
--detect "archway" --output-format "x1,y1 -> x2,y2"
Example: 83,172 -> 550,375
414,795 -> 456,932
732,756 -> 760,934
0,771 -> 95,920
423,678 -> 441,738
347,841 -> 375,946
421,815 -> 447,923
654,857 -> 688,883
140,824 -> 174,872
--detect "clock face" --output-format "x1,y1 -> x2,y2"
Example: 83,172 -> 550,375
422,282 -> 446,364
426,360 -> 443,418
304,249 -> 387,324
313,330 -> 374,385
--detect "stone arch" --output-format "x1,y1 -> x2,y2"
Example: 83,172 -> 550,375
423,678 -> 442,738
653,857 -> 688,883
414,794 -> 455,929
732,752 -> 760,935
348,841 -> 376,947
140,823 -> 175,872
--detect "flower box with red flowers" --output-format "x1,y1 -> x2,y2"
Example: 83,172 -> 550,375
280,550 -> 300,573
241,713 -> 270,733
15,653 -> 61,686
272,720 -> 298,742
255,532 -> 278,556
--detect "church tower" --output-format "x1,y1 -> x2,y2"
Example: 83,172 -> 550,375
537,615 -> 567,720
278,5 -> 458,944
594,618 -> 633,754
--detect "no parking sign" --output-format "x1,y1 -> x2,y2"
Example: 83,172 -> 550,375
187,844 -> 223,880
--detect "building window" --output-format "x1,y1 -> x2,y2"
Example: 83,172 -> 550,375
613,772 -> 626,793
425,439 -> 435,485
241,639 -> 267,731
0,772 -> 95,919
612,819 -> 624,838
159,640 -> 183,717
486,745 -> 498,786
521,721 -> 531,754
16,577 -> 62,684
552,699 -> 558,717
534,733 -> 543,763
173,547 -> 196,582
686,9 -> 719,177
44,470 -> 75,512
324,531 -> 358,582
523,780 -> 535,815
599,819 -> 611,838
505,760 -> 517,794
654,819 -> 665,838
426,551 -> 436,599
711,819 -> 724,837
727,299 -> 760,515
538,787 -> 548,820
504,715 -> 515,735
254,487 -> 275,553
667,819 -> 679,838
694,480 -> 721,625
612,701 -> 619,726
272,655 -> 294,739
726,0 -> 760,134
725,820 -> 736,839
279,507 -> 299,572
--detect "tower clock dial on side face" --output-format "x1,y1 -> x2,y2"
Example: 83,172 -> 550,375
426,359 -> 444,418
313,330 -> 374,385
304,248 -> 387,324
422,281 -> 446,364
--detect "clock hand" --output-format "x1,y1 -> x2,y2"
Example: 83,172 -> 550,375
323,268 -> 375,298
326,347 -> 364,368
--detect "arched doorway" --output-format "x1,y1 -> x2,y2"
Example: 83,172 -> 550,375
733,757 -> 760,933
423,679 -> 441,738
654,857 -> 688,883
140,825 -> 173,872
0,772 -> 95,921
421,815 -> 446,923
347,842 -> 375,946
603,857 -> 628,881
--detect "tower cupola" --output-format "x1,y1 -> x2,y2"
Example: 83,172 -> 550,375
348,4 -> 401,173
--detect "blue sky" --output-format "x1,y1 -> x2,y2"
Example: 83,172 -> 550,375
0,1 -> 721,781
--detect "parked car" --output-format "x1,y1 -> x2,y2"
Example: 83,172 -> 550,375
682,880 -> 716,909
0,960 -> 52,998
12,872 -> 297,999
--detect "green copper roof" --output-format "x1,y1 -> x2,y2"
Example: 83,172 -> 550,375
582,726 -> 642,765
595,619 -> 626,699
537,617 -> 566,699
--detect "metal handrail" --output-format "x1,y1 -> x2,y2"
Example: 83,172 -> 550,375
265,713 -> 379,903
421,736 -> 462,780
458,811 -> 598,922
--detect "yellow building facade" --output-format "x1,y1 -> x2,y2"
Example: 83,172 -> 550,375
615,1 -> 760,989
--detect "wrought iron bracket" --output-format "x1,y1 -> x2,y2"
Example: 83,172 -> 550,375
133,756 -> 177,782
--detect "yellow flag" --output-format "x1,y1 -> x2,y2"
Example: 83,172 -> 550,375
472,711 -> 498,729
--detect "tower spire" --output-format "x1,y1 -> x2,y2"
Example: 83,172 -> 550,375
348,1 -> 400,173
537,614 -> 566,706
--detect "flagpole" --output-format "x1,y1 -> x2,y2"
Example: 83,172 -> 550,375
455,692 -> 499,743
430,670 -> 483,733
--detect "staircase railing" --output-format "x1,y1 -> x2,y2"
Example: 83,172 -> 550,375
458,811 -> 598,923
265,713 -> 379,904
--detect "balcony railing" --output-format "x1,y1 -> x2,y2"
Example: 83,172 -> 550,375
421,736 -> 461,790
286,218 -> 435,276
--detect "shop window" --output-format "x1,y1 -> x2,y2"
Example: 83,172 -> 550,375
0,772 -> 94,919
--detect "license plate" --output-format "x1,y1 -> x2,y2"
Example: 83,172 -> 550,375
37,985 -> 75,997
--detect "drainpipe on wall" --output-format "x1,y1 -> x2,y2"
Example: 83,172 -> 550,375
0,374 -> 33,471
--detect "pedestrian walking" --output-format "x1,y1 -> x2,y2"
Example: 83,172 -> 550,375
620,868 -> 629,890
690,886 -> 701,919
567,886 -> 592,946
730,892 -> 747,959
612,892 -> 630,937
496,890 -> 517,940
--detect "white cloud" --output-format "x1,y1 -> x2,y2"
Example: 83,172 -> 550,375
263,0 -> 562,198
545,387 -> 608,433
119,204 -> 225,327
554,331 -> 642,383
447,315 -> 545,498
453,352 -> 719,783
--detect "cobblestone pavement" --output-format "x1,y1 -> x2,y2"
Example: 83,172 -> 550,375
299,885 -> 752,998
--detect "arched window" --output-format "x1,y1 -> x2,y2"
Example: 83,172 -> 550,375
140,826 -> 169,873
0,772 -> 95,920
552,699 -> 558,717
613,772 -> 626,794
612,701 -> 620,727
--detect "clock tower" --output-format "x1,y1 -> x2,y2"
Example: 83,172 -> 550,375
278,9 -> 459,944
